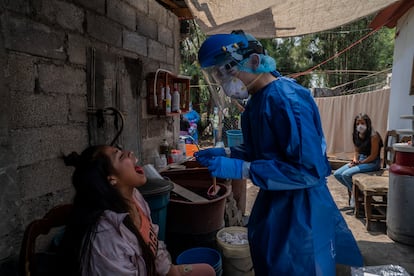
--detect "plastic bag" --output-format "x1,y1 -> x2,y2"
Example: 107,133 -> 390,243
351,265 -> 410,276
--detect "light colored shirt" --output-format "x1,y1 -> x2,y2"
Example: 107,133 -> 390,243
81,189 -> 171,276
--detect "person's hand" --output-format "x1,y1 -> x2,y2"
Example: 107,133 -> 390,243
194,148 -> 226,167
207,157 -> 249,179
350,160 -> 359,167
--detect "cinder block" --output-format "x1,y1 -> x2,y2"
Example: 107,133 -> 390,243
67,34 -> 88,65
148,118 -> 166,137
136,14 -> 157,40
107,0 -> 136,30
10,125 -> 88,167
18,188 -> 74,233
158,25 -> 173,47
123,30 -> 147,56
86,12 -> 122,47
0,154 -> 20,236
73,0 -> 105,14
0,229 -> 22,260
9,91 -> 68,129
3,16 -> 66,60
166,12 -> 176,32
166,47 -> 174,65
148,39 -> 166,62
148,0 -> 166,26
3,0 -> 31,15
125,0 -> 148,14
6,53 -> 35,92
18,158 -> 73,200
38,63 -> 86,95
34,0 -> 84,33
68,95 -> 88,123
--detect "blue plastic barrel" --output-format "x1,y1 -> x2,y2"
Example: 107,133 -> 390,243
176,247 -> 222,276
226,129 -> 243,147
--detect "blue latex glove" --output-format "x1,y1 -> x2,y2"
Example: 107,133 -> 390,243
194,147 -> 226,167
207,157 -> 250,179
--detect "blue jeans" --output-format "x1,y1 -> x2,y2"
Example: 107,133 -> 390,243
333,154 -> 381,192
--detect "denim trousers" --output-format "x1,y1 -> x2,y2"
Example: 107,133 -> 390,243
333,154 -> 381,192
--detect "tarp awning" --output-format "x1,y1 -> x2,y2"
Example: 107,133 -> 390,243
184,0 -> 400,38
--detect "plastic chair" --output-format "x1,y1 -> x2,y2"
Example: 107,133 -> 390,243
19,204 -> 72,276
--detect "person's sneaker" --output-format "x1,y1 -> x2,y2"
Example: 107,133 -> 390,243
349,195 -> 355,208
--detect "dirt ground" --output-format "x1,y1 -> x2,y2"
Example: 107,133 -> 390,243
244,175 -> 414,275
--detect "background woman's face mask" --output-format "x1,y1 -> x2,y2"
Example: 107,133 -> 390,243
356,124 -> 367,133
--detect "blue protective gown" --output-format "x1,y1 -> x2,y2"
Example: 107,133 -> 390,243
231,77 -> 363,275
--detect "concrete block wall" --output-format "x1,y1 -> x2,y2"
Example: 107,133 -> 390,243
0,0 -> 182,268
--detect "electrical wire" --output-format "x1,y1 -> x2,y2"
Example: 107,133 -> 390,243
330,68 -> 391,90
287,25 -> 383,79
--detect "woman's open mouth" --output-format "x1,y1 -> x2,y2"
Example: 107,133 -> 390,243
135,166 -> 144,175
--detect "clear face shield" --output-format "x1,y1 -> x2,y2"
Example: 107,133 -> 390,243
202,61 -> 249,100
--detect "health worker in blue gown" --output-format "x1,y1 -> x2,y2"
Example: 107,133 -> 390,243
195,30 -> 363,275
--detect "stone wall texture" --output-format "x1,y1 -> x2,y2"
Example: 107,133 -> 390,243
0,0 -> 181,270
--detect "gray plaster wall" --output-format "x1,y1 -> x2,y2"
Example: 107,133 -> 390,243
0,0 -> 181,268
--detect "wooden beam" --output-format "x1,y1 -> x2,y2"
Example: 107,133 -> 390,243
173,8 -> 193,19
172,183 -> 209,202
156,0 -> 194,19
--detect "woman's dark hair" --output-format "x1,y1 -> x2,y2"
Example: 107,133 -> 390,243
352,113 -> 373,147
59,145 -> 156,276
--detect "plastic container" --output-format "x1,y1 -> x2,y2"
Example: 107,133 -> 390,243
226,130 -> 243,147
165,85 -> 171,113
178,137 -> 186,158
137,178 -> 174,241
216,227 -> 254,276
159,139 -> 169,156
176,247 -> 222,276
172,84 -> 180,112
387,143 -> 414,245
185,144 -> 199,157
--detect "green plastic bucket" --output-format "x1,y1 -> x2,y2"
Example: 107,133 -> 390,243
226,130 -> 243,147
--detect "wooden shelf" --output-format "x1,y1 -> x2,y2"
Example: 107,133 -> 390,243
146,71 -> 191,116
396,129 -> 414,135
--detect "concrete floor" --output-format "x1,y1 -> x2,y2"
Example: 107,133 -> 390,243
244,175 -> 414,275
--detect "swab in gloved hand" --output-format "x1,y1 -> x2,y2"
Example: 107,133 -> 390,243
207,157 -> 250,179
194,147 -> 227,167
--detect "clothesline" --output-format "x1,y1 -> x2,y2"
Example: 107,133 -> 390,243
287,25 -> 382,79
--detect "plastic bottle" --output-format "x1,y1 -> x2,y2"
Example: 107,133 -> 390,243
160,86 -> 165,107
178,137 -> 186,158
159,139 -> 169,156
165,85 -> 171,113
172,84 -> 180,112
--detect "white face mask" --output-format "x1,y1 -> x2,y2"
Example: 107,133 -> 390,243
209,64 -> 249,99
221,77 -> 249,99
356,124 -> 367,133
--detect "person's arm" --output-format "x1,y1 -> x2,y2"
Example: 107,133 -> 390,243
350,146 -> 360,166
359,133 -> 380,164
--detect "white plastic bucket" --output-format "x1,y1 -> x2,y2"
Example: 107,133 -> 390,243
216,227 -> 254,276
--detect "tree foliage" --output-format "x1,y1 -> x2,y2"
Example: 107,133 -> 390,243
261,15 -> 395,89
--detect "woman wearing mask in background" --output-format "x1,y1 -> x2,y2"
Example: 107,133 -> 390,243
334,113 -> 383,207
59,145 -> 215,276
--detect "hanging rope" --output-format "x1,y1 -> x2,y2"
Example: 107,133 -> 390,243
287,25 -> 383,79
